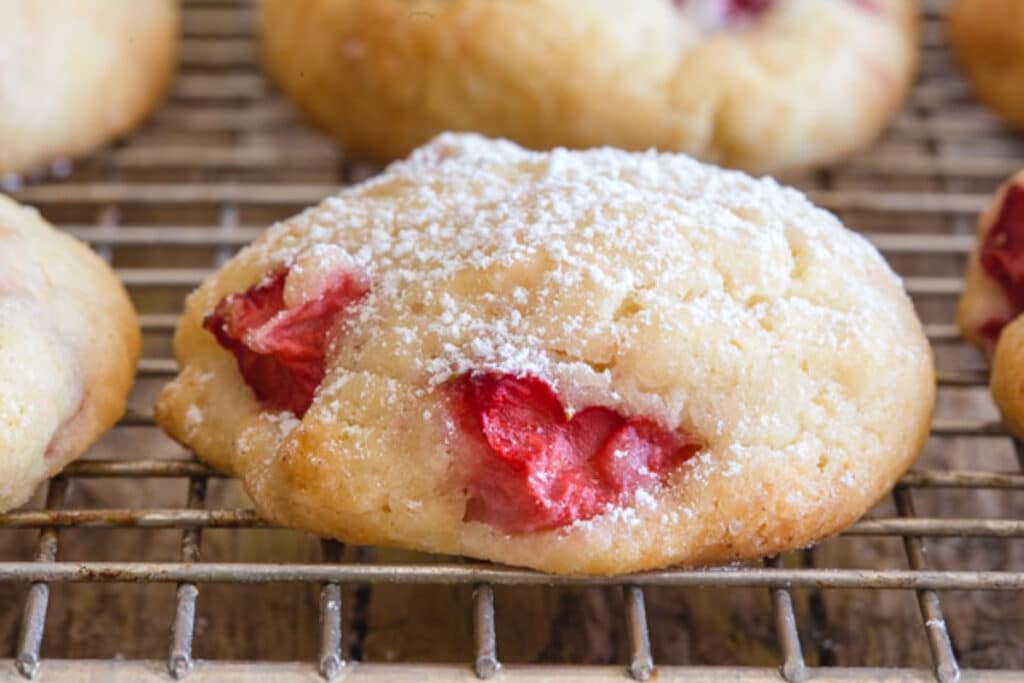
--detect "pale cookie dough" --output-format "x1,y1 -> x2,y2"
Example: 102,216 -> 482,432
0,195 -> 140,512
157,134 -> 934,574
0,0 -> 179,175
260,0 -> 917,174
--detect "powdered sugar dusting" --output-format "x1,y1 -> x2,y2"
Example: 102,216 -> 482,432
233,133 -> 921,453
183,404 -> 203,437
183,134 -> 932,563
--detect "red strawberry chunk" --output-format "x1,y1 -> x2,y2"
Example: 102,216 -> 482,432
724,0 -> 774,19
979,183 -> 1024,342
204,265 -> 369,417
451,372 -> 703,533
672,0 -> 774,21
672,0 -> 879,23
978,317 -> 1011,346
851,0 -> 882,12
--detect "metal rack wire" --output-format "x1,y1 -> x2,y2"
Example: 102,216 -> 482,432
1,0 -> 1023,680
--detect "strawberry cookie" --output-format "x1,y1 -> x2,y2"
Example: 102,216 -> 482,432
956,172 -> 1024,354
0,0 -> 178,175
156,134 -> 934,574
260,0 -> 917,173
0,195 -> 139,512
957,171 -> 1024,438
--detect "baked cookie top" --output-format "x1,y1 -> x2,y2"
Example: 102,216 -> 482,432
157,134 -> 934,574
260,0 -> 917,173
0,195 -> 139,512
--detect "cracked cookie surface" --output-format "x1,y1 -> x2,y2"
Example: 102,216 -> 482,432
156,134 -> 934,574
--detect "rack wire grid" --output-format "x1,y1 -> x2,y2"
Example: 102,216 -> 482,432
1,0 -> 1023,681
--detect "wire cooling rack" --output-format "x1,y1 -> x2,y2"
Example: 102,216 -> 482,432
2,0 -> 1023,681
